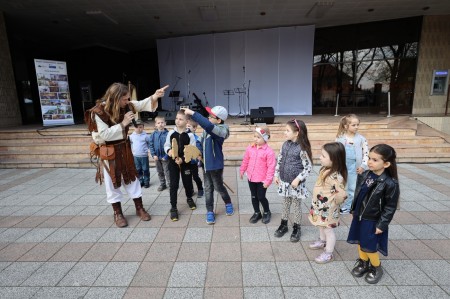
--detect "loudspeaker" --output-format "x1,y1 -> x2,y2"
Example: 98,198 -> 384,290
164,111 -> 176,125
250,107 -> 275,124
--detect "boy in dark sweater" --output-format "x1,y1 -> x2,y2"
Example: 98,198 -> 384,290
164,110 -> 197,221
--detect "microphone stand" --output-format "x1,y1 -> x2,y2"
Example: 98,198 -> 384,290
245,80 -> 251,123
170,77 -> 181,111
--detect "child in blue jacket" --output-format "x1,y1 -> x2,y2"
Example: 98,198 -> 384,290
183,106 -> 234,224
149,115 -> 170,191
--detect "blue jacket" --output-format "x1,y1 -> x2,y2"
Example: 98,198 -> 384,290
191,112 -> 229,171
149,128 -> 169,159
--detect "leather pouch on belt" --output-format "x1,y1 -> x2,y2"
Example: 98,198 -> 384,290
100,144 -> 115,160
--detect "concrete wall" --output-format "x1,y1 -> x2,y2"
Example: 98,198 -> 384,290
413,15 -> 450,115
417,116 -> 450,135
0,11 -> 21,127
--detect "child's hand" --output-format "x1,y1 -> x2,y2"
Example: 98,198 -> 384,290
356,167 -> 364,174
240,174 -> 243,180
198,156 -> 203,162
375,228 -> 383,234
168,150 -> 172,157
291,178 -> 300,188
263,183 -> 268,188
153,156 -> 158,161
175,157 -> 183,165
274,177 -> 280,185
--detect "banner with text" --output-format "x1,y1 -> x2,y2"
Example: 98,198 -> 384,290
34,59 -> 74,126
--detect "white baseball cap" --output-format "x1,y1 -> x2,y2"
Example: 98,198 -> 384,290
206,106 -> 228,121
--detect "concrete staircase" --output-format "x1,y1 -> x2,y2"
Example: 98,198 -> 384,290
1,116 -> 450,168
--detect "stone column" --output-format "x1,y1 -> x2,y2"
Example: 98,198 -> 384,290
0,11 -> 21,127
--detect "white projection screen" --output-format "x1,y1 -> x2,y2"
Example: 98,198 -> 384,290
157,25 -> 315,115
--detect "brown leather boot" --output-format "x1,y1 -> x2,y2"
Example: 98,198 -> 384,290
133,197 -> 151,221
111,202 -> 128,227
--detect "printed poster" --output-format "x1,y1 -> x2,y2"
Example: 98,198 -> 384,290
34,59 -> 74,126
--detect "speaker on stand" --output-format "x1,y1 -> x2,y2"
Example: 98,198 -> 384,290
250,107 -> 275,124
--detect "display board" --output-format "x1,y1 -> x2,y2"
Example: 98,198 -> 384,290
34,59 -> 74,126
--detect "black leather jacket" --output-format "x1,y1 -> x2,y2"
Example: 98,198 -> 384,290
351,170 -> 400,232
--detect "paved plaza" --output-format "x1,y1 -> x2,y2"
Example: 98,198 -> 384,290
0,164 -> 450,298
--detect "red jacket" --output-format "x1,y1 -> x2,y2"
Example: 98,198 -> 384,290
240,143 -> 276,186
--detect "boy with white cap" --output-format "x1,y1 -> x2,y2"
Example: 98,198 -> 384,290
183,106 -> 234,224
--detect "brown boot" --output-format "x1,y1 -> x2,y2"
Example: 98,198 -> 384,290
133,197 -> 151,221
111,202 -> 128,227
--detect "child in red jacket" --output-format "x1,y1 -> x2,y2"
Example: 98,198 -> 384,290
240,126 -> 276,224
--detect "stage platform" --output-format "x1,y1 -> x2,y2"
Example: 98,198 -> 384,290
1,115 -> 450,168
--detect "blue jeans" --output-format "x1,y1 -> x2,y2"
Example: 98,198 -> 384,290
134,156 -> 150,185
204,169 -> 231,212
343,144 -> 357,211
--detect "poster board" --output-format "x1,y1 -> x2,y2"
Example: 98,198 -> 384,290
34,59 -> 74,126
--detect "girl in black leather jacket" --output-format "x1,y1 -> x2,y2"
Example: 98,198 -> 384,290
347,144 -> 400,284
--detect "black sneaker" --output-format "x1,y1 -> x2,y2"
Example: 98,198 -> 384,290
157,185 -> 167,191
170,208 -> 179,221
197,189 -> 204,198
249,212 -> 262,223
144,183 -> 150,188
262,211 -> 271,224
187,198 -> 197,210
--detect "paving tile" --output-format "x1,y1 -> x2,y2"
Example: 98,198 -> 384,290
93,262 -> 140,286
211,213 -> 240,227
183,227 -> 213,242
204,287 -> 244,299
284,286 -> 339,299
163,288 -> 203,299
144,242 -> 181,262
391,211 -> 422,225
14,228 -> 56,243
43,228 -> 82,242
335,286 -> 395,299
50,242 -> 94,262
123,287 -> 165,299
161,213 -> 190,227
383,260 -> 434,285
429,224 -> 450,238
21,261 -> 75,286
70,228 -> 108,242
98,228 -> 133,242
0,216 -> 28,228
85,216 -> 113,228
0,243 -> 36,262
11,216 -> 49,228
212,226 -> 240,243
277,261 -> 319,286
84,287 -> 127,299
209,242 -> 241,261
37,216 -> 73,228
392,240 -> 442,260
240,226 -> 270,242
33,287 -> 90,298
81,243 -> 122,262
241,242 -> 275,261
126,228 -> 159,242
0,262 -> 43,287
112,243 -> 151,261
243,287 -> 284,298
311,261 -> 358,286
205,262 -> 243,287
18,242 -> 65,262
0,228 -> 32,242
272,241 -> 308,261
388,286 -> 449,299
58,262 -> 107,286
242,262 -> 280,286
154,227 -> 186,242
135,215 -> 166,228
388,225 -> 416,240
413,260 -> 450,286
167,262 -> 207,287
130,262 -> 173,287
177,242 -> 211,261
402,224 -> 447,239
0,286 -> 41,299
425,239 -> 450,259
